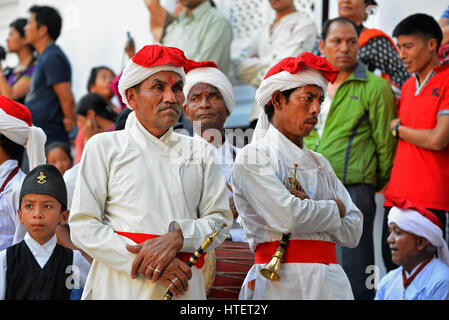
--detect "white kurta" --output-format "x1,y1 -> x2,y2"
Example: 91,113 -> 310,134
193,134 -> 245,242
231,125 -> 363,300
0,160 -> 26,250
69,112 -> 233,300
236,11 -> 317,121
63,163 -> 79,212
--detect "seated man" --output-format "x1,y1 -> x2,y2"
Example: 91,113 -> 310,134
232,52 -> 363,300
375,200 -> 449,300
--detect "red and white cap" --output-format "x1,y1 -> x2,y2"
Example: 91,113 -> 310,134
252,52 -> 339,142
0,96 -> 46,170
183,60 -> 235,114
118,45 -> 188,109
387,196 -> 449,267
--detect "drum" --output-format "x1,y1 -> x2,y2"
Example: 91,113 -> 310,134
202,240 -> 254,300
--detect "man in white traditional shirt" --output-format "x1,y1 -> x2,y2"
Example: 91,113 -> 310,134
0,96 -> 46,251
236,0 -> 318,127
375,198 -> 449,300
231,52 -> 363,300
69,45 -> 232,300
183,60 -> 243,241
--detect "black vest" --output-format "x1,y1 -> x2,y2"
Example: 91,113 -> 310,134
6,240 -> 73,300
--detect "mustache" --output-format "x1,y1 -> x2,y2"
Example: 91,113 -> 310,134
305,116 -> 318,123
158,103 -> 180,112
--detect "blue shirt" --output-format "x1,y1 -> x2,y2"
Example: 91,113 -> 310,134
375,257 -> 449,300
24,43 -> 71,144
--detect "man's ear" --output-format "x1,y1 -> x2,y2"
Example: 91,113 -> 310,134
37,24 -> 49,39
318,39 -> 326,57
124,88 -> 137,110
60,210 -> 69,226
183,104 -> 192,121
17,209 -> 24,225
416,236 -> 429,251
271,90 -> 284,110
426,38 -> 438,53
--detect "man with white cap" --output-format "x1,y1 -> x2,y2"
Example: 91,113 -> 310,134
231,52 -> 363,300
68,45 -> 232,300
0,95 -> 46,250
375,197 -> 449,300
183,60 -> 243,241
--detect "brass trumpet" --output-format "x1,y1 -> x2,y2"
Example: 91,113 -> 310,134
162,223 -> 226,300
260,233 -> 290,281
260,163 -> 298,281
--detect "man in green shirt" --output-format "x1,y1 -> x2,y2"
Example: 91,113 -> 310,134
145,0 -> 232,74
304,17 -> 397,300
145,0 -> 232,135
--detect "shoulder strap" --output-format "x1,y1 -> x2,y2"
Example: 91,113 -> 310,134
0,166 -> 19,193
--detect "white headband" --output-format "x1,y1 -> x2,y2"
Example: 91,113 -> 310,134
183,67 -> 235,114
0,108 -> 46,170
388,206 -> 449,267
252,68 -> 329,143
118,59 -> 186,109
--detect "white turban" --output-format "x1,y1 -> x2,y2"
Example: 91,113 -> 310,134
183,66 -> 235,114
0,108 -> 46,170
388,206 -> 449,267
118,61 -> 186,110
252,67 -> 330,143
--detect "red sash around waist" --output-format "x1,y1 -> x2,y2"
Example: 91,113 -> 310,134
255,240 -> 338,265
115,231 -> 206,269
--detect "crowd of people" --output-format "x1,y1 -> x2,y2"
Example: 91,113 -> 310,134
0,0 -> 448,301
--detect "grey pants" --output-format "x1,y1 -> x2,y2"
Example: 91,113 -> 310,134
338,183 -> 376,300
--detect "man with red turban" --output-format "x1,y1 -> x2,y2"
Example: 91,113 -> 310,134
69,45 -> 232,300
231,52 -> 363,300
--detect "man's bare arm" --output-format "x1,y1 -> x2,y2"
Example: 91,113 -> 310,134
53,81 -> 76,133
391,115 -> 449,151
144,0 -> 168,42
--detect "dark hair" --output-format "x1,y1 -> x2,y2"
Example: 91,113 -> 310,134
45,141 -> 73,165
321,17 -> 358,41
264,88 -> 296,121
9,18 -> 28,38
393,13 -> 443,52
87,66 -> 115,92
9,18 -> 36,54
0,134 -> 25,161
29,5 -> 62,41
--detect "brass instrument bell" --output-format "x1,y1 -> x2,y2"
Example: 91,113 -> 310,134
260,233 -> 290,281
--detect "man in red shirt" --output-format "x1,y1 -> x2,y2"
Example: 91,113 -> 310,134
383,13 -> 449,272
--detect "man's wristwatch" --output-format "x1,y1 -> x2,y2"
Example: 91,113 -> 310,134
391,123 -> 401,138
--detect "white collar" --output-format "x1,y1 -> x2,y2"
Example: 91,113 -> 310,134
24,232 -> 58,268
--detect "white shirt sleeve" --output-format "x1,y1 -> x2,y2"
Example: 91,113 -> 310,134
232,147 -> 342,236
0,249 -> 6,300
68,136 -> 136,276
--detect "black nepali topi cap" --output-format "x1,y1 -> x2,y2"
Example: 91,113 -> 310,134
75,92 -> 117,122
19,164 -> 68,211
